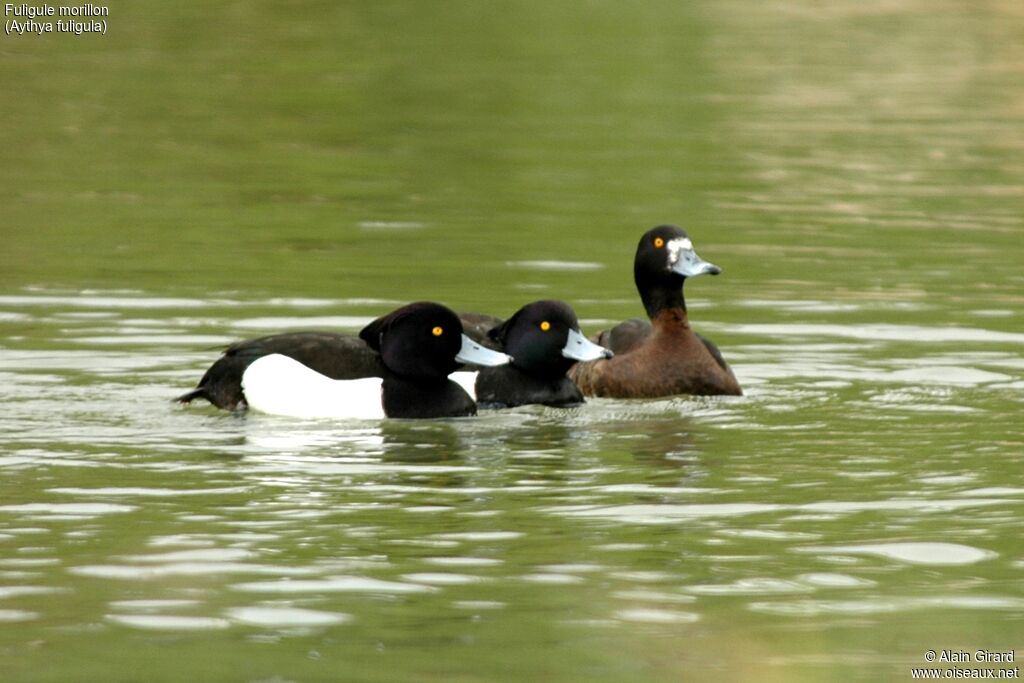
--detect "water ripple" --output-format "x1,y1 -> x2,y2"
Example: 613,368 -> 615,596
49,487 -> 251,497
107,614 -> 232,631
225,606 -> 352,627
232,576 -> 439,595
0,503 -> 137,517
728,323 -> 1024,344
548,498 -> 1018,525
793,542 -> 997,566
0,609 -> 39,622
70,563 -> 318,579
750,595 -> 1024,617
613,608 -> 700,624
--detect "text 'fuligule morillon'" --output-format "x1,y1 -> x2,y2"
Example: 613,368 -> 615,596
5,4 -> 109,17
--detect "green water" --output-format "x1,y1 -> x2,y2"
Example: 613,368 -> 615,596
2,1 -> 1023,681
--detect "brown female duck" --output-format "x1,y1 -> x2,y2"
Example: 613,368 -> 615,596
568,225 -> 742,398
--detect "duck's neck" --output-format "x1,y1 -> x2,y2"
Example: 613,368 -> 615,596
651,307 -> 690,330
637,273 -> 687,320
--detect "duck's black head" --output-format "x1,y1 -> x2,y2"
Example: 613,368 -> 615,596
488,300 -> 611,379
361,302 -> 510,381
633,225 -> 721,318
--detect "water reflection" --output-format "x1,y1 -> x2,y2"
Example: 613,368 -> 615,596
378,422 -> 466,465
243,421 -> 386,454
224,605 -> 352,627
749,595 -> 1024,618
488,415 -> 577,456
232,576 -> 438,596
106,614 -> 232,631
595,410 -> 701,465
793,542 -> 997,566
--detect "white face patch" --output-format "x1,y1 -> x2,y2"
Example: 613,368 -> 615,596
665,236 -> 721,277
665,237 -> 694,267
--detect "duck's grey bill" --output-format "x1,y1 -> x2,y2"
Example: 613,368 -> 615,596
456,334 -> 513,366
562,328 -> 613,361
668,238 -> 722,278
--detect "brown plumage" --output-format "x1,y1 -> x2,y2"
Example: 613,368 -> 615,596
568,225 -> 742,398
569,309 -> 740,397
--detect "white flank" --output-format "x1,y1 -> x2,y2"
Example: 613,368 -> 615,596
449,371 -> 479,401
241,354 -> 385,419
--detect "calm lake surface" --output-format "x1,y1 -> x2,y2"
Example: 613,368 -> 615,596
2,1 -> 1023,681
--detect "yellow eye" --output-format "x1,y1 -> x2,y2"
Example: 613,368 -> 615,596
432,326 -> 443,337
654,237 -> 665,248
540,321 -> 551,332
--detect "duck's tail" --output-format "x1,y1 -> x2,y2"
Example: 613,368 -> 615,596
174,386 -> 209,404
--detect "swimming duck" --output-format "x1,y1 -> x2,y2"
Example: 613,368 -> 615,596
567,225 -> 742,397
454,300 -> 612,408
179,302 -> 511,418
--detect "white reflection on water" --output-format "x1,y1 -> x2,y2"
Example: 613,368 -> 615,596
452,600 -> 505,610
117,548 -> 256,563
0,291 -> 394,310
505,260 -> 605,271
70,563 -> 320,580
0,503 -> 137,517
358,221 -> 425,231
433,531 -> 524,542
611,590 -> 696,604
74,335 -> 230,346
614,608 -> 700,624
106,614 -> 232,631
520,573 -> 585,585
749,595 -> 1024,617
0,294 -> 219,309
797,573 -> 875,588
0,586 -> 68,598
547,498 -> 1016,525
400,572 -> 488,585
108,599 -> 202,611
422,557 -> 503,567
48,487 -> 251,497
233,576 -> 439,595
224,606 -> 352,627
687,578 -> 814,595
231,316 -> 374,331
242,425 -> 385,453
726,323 -> 1024,344
793,542 -> 997,566
0,609 -> 39,622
